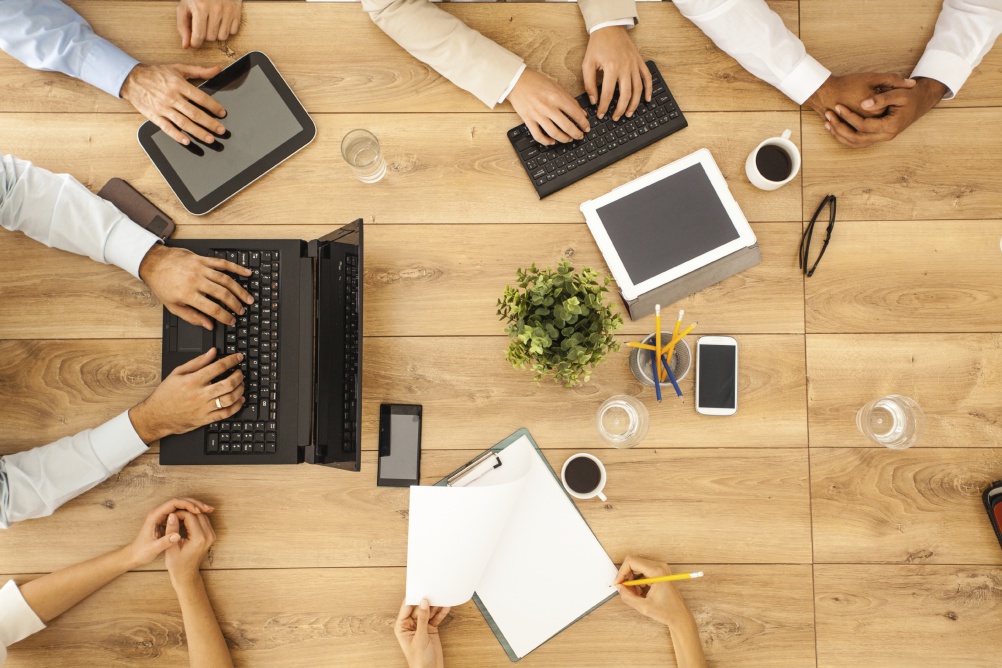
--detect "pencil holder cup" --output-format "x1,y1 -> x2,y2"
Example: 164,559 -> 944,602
629,332 -> 691,387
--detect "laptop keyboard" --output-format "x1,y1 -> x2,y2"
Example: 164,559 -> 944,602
507,60 -> 687,198
205,249 -> 281,455
342,254 -> 360,451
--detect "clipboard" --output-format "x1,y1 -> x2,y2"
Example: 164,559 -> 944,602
435,429 -> 616,662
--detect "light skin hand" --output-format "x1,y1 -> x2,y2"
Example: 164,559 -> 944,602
507,68 -> 591,146
128,497 -> 214,569
582,26 -> 652,121
805,72 -> 916,122
120,64 -> 227,146
129,348 -> 246,444
824,77 -> 948,148
139,244 -> 253,330
394,599 -> 451,668
165,510 -> 216,586
177,0 -> 243,49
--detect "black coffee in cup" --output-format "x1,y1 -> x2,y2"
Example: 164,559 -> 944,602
564,456 -> 602,494
755,145 -> 793,182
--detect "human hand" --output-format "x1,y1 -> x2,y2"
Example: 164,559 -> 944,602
507,68 -> 590,145
139,245 -> 253,330
823,77 -> 947,149
614,556 -> 694,628
165,510 -> 217,588
129,348 -> 245,444
394,599 -> 450,668
805,72 -> 915,122
177,0 -> 242,49
127,497 -> 215,568
120,64 -> 227,146
583,26 -> 651,121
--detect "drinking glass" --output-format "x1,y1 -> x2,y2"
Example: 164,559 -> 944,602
856,395 -> 925,449
341,129 -> 386,183
596,395 -> 649,448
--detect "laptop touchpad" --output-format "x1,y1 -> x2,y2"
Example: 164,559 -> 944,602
177,320 -> 206,352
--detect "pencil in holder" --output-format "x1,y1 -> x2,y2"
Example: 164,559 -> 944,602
629,332 -> 691,387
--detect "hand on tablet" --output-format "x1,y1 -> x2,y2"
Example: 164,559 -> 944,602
395,599 -> 450,668
120,64 -> 227,146
139,245 -> 253,330
507,68 -> 591,146
177,0 -> 243,49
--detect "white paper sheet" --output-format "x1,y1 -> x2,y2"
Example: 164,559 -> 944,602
404,435 -> 617,658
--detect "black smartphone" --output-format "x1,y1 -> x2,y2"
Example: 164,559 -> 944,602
377,404 -> 423,487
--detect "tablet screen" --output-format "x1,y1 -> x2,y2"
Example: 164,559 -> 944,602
149,64 -> 304,202
595,163 -> 739,284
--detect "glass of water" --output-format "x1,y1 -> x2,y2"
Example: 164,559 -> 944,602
856,394 -> 925,449
341,129 -> 386,183
596,395 -> 649,448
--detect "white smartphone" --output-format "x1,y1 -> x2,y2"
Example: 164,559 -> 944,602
695,336 -> 739,416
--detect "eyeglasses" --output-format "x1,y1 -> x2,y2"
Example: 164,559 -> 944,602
800,194 -> 836,277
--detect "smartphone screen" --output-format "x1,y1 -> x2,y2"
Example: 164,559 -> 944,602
698,344 -> 737,409
378,404 -> 422,487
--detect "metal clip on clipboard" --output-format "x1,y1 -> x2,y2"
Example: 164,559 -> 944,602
446,451 -> 503,487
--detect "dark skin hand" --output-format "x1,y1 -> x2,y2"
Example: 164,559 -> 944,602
805,72 -> 916,122
824,77 -> 948,148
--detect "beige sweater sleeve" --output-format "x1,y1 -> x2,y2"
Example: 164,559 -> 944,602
362,0 -> 526,107
577,0 -> 639,31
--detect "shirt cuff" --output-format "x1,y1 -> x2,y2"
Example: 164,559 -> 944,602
589,18 -> 637,34
911,49 -> 970,100
89,411 -> 149,472
104,214 -> 160,280
777,55 -> 832,106
79,37 -> 140,98
0,580 -> 46,649
498,64 -> 527,104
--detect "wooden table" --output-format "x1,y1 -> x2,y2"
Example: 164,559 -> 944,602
2,1 -> 1001,666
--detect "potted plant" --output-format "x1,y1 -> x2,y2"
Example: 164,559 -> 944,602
497,259 -> 623,387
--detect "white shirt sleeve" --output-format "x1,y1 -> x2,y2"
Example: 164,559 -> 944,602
0,154 -> 159,280
0,412 -> 148,529
498,64 -> 527,104
0,580 -> 46,662
589,18 -> 637,34
672,0 -> 831,105
0,0 -> 139,98
911,0 -> 1002,99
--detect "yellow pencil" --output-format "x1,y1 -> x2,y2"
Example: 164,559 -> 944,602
662,309 -> 684,367
659,322 -> 697,356
628,341 -> 659,351
655,305 -> 664,382
620,571 -> 704,587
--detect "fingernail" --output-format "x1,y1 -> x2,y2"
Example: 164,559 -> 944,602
182,138 -> 190,145
835,106 -> 843,116
170,534 -> 180,542
825,112 -> 832,121
230,317 -> 237,326
238,308 -> 246,315
219,110 -> 227,118
238,353 -> 245,361
825,123 -> 831,131
206,505 -> 215,510
862,99 -> 874,108
244,295 -> 254,304
216,125 -> 225,134
906,79 -> 916,84
168,513 -> 176,524
626,112 -> 633,118
589,96 -> 596,104
420,599 -> 430,610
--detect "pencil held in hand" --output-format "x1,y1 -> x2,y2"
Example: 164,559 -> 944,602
620,571 -> 704,587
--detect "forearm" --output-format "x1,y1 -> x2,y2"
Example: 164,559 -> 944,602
19,546 -> 135,623
173,575 -> 233,668
667,614 -> 707,668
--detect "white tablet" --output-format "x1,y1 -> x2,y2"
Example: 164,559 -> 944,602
580,149 -> 756,301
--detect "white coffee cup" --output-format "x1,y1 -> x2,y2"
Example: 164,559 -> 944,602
745,129 -> 801,190
560,453 -> 607,502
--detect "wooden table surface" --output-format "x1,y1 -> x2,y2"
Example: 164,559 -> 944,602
2,1 -> 1001,666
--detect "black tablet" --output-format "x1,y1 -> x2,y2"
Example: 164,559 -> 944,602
138,51 -> 316,216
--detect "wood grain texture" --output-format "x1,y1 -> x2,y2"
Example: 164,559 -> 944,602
802,107 -> 1002,221
2,564 -> 816,668
811,447 -> 1002,565
0,111 -> 803,227
814,565 -> 1002,668
801,0 -> 1002,108
804,220 -> 1002,333
0,1 -> 798,114
0,447 -> 810,574
0,221 -> 803,340
0,340 -> 158,453
806,334 -> 1002,447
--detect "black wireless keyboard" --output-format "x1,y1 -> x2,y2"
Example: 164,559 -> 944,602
507,61 -> 687,198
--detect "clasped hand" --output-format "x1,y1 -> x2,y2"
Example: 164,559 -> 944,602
806,73 -> 947,148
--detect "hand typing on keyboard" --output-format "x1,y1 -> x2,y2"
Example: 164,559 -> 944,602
129,348 -> 245,444
139,245 -> 254,331
506,69 -> 591,146
583,26 -> 652,122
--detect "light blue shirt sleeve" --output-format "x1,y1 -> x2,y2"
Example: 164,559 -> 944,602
0,154 -> 160,279
0,412 -> 148,529
0,0 -> 140,98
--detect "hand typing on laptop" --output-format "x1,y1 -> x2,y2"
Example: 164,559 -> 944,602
140,244 -> 254,330
130,348 -> 246,444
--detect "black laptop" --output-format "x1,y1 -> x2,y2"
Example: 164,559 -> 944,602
160,219 -> 363,469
